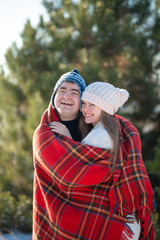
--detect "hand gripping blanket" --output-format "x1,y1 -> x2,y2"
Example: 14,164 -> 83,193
32,104 -> 156,240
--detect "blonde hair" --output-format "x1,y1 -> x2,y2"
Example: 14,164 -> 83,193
79,111 -> 119,170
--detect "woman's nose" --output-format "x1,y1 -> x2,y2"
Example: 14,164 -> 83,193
82,104 -> 89,112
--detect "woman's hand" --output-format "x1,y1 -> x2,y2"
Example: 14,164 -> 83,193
49,122 -> 72,139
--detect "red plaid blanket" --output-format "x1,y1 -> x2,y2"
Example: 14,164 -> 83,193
32,104 -> 156,240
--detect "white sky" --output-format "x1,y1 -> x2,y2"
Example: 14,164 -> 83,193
0,0 -> 47,69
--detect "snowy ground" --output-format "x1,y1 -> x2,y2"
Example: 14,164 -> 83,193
0,231 -> 32,240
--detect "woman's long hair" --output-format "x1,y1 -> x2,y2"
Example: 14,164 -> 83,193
79,111 -> 119,170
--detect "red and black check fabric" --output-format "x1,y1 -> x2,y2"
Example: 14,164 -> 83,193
32,104 -> 156,240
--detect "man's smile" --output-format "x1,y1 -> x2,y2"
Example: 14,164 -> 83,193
61,102 -> 73,106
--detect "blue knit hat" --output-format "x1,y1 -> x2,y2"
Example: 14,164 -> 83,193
51,69 -> 86,106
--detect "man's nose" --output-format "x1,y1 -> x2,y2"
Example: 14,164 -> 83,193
63,91 -> 71,98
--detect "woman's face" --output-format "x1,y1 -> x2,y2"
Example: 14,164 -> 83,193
81,100 -> 102,126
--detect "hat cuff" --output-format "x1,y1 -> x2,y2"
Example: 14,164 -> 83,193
81,92 -> 115,115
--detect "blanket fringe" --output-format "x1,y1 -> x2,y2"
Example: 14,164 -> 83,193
109,193 -> 156,239
121,225 -> 134,240
110,193 -> 155,219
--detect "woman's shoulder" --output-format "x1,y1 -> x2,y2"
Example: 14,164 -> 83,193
93,122 -> 109,135
82,122 -> 113,149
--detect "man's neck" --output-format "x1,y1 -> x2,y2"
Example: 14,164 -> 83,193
60,116 -> 77,121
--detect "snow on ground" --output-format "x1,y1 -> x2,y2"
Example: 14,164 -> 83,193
0,231 -> 32,240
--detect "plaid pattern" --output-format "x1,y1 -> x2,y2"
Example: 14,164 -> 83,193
32,104 -> 156,240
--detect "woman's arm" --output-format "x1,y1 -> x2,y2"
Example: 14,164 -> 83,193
49,121 -> 73,139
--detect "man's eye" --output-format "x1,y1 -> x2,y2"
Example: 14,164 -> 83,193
91,103 -> 95,106
58,90 -> 65,93
72,92 -> 79,96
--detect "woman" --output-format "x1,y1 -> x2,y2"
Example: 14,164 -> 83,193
80,82 -> 140,240
34,82 -> 156,240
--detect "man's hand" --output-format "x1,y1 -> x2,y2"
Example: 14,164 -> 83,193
49,122 -> 72,139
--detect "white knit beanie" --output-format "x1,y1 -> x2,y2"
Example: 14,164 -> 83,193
81,82 -> 129,115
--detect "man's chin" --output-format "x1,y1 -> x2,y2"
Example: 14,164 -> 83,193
59,109 -> 79,121
60,107 -> 74,113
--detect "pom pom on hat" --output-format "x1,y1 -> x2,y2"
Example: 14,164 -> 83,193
81,82 -> 129,115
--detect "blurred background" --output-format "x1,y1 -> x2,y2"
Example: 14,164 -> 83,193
0,0 -> 160,239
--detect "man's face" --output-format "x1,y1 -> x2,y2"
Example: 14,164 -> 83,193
54,81 -> 80,121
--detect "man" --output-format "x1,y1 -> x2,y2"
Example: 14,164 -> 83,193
49,68 -> 86,141
32,69 -> 86,239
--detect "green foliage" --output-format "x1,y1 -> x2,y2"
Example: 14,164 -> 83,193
14,195 -> 32,232
0,191 -> 32,232
0,0 -> 160,236
0,191 -> 16,231
147,137 -> 160,176
146,137 -> 160,238
153,212 -> 160,240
